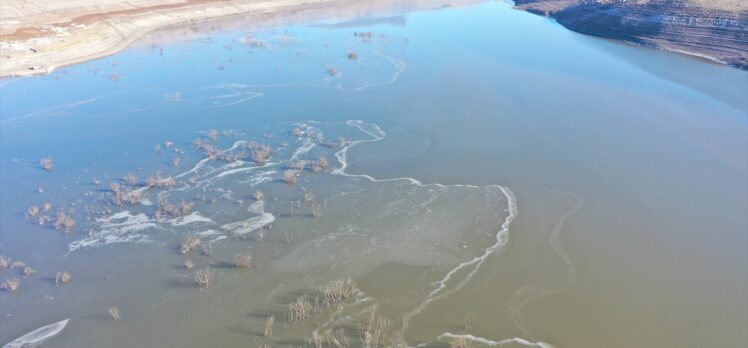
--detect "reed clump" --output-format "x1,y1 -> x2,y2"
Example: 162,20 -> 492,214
233,253 -> 252,268
320,279 -> 358,306
180,236 -> 202,254
108,306 -> 122,320
288,295 -> 315,323
359,306 -> 392,348
194,266 -> 213,288
56,271 -> 72,284
2,278 -> 20,292
145,172 -> 176,188
264,316 -> 274,337
40,157 -> 54,171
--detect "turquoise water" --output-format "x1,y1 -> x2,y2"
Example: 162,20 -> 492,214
1,2 -> 746,347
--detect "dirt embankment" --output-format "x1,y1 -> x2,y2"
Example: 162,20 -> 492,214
513,0 -> 748,69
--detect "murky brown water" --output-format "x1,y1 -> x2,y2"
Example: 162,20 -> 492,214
1,1 -> 746,347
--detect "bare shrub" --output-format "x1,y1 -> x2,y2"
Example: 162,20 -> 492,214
22,266 -> 36,277
184,259 -> 194,269
347,51 -> 358,60
233,253 -> 252,268
0,256 -> 11,269
291,160 -> 306,171
292,127 -> 302,137
108,306 -> 122,320
251,145 -> 272,165
180,236 -> 201,254
282,170 -> 298,184
253,191 -> 264,201
124,173 -> 138,186
54,211 -> 76,233
55,271 -> 72,284
194,266 -> 213,288
27,206 -> 40,217
2,278 -> 20,292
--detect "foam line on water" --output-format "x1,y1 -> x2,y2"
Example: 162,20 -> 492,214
437,332 -> 555,348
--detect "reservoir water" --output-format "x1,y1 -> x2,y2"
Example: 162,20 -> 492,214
1,1 -> 746,347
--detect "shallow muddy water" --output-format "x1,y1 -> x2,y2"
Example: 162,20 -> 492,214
1,1 -> 746,347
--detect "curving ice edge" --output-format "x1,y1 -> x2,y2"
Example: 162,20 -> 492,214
336,120 -> 549,347
437,332 -> 555,348
2,319 -> 70,348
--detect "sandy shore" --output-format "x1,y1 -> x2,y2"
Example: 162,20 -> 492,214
1,0 -> 465,77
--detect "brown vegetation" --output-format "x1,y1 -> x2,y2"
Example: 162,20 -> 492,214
145,172 -> 176,188
320,279 -> 358,306
124,173 -> 138,186
288,295 -> 315,323
282,170 -> 298,184
180,236 -> 202,254
54,211 -> 76,233
193,266 -> 213,288
347,51 -> 358,60
360,306 -> 392,348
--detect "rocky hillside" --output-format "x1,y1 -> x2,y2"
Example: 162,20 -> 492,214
512,0 -> 748,69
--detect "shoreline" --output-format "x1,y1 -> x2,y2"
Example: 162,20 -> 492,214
512,0 -> 748,70
1,0 -> 746,77
0,0 -> 341,77
0,0 -> 472,78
